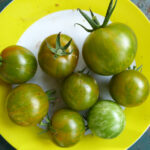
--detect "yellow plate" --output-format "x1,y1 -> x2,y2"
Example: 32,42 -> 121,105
0,0 -> 150,150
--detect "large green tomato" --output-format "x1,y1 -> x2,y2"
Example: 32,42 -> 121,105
83,23 -> 137,75
38,33 -> 79,79
109,70 -> 150,107
50,109 -> 85,147
0,45 -> 37,84
61,73 -> 99,111
7,83 -> 49,126
78,0 -> 137,75
88,100 -> 125,139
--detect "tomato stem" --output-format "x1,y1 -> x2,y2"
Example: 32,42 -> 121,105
45,89 -> 56,101
46,32 -> 73,58
39,114 -> 56,134
101,0 -> 117,28
128,65 -> 143,72
76,0 -> 117,32
39,114 -> 50,126
78,67 -> 87,73
78,67 -> 90,75
49,126 -> 56,133
39,114 -> 54,134
0,56 -> 2,66
136,65 -> 143,72
76,9 -> 100,32
90,9 -> 100,26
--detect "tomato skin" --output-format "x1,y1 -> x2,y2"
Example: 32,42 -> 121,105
7,83 -> 49,126
50,109 -> 85,147
88,100 -> 125,139
61,73 -> 99,111
0,45 -> 37,84
38,34 -> 79,79
109,70 -> 150,107
82,23 -> 137,75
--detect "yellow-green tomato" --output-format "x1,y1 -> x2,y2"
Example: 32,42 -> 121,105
0,45 -> 37,84
50,109 -> 85,147
7,83 -> 49,126
88,100 -> 125,139
83,23 -> 137,75
110,70 -> 150,107
38,34 -> 79,79
61,73 -> 99,111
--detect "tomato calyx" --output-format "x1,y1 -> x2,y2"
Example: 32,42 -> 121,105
76,0 -> 117,32
46,32 -> 73,58
39,114 -> 56,134
39,90 -> 57,134
0,56 -> 3,66
78,67 -> 90,74
128,65 -> 143,72
45,89 -> 56,101
76,9 -> 100,32
101,0 -> 117,28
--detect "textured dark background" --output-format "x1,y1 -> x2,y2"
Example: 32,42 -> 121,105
0,0 -> 150,149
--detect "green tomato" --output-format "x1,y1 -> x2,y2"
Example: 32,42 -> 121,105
77,0 -> 137,76
88,100 -> 125,139
50,109 -> 85,147
7,83 -> 49,126
83,23 -> 137,75
38,34 -> 79,79
0,45 -> 37,84
61,73 -> 99,111
109,70 -> 150,107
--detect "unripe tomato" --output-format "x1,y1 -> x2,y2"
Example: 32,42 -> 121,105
61,73 -> 99,111
110,70 -> 150,107
7,83 -> 49,126
38,33 -> 79,79
50,109 -> 85,147
0,45 -> 37,84
88,100 -> 125,139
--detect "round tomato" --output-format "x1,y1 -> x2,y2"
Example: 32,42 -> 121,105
77,0 -> 137,75
50,109 -> 85,147
7,83 -> 49,126
87,100 -> 125,139
0,45 -> 37,84
38,33 -> 79,79
61,73 -> 99,111
109,70 -> 150,107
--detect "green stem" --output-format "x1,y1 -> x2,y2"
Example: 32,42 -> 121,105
78,67 -> 87,73
38,114 -> 51,134
45,89 -> 56,101
90,9 -> 100,25
101,0 -> 117,28
78,67 -> 90,75
0,56 -> 3,66
76,0 -> 117,32
49,126 -> 56,133
136,65 -> 143,72
39,114 -> 50,127
75,23 -> 94,32
77,8 -> 100,30
128,65 -> 143,72
46,33 -> 73,58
